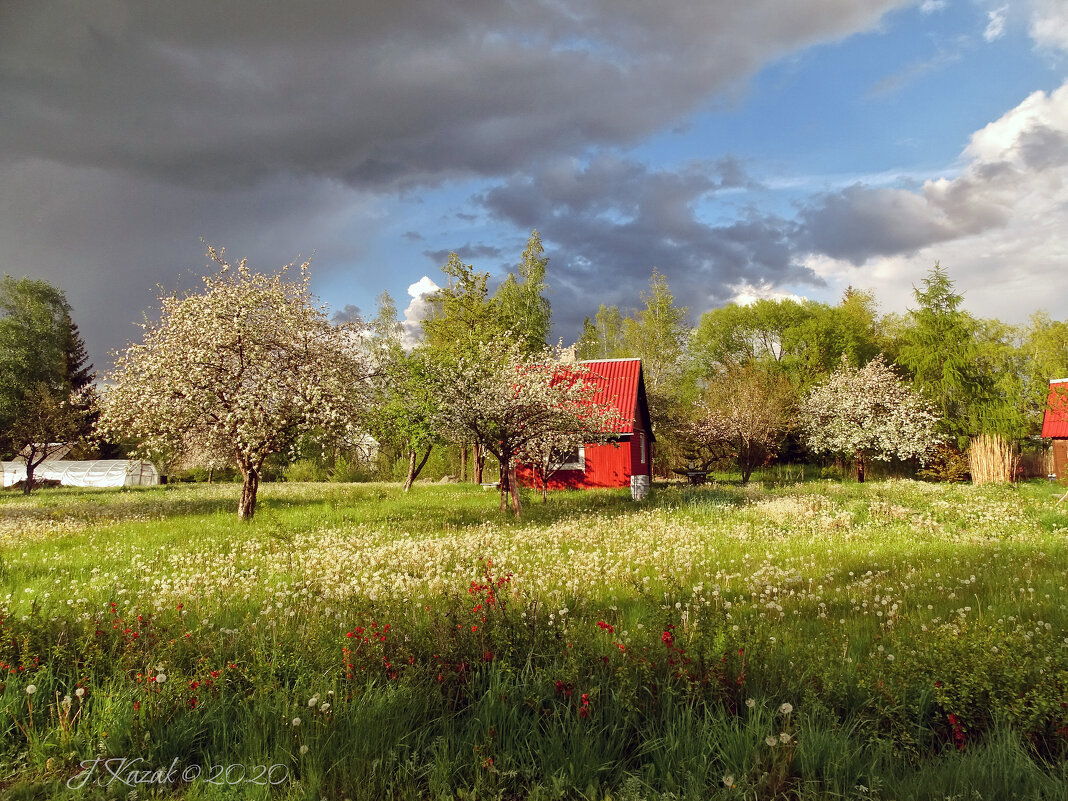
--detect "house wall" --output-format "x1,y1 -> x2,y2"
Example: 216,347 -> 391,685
629,430 -> 652,477
516,438 -> 634,490
1054,439 -> 1068,482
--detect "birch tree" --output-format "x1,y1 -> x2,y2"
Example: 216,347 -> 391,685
98,247 -> 368,520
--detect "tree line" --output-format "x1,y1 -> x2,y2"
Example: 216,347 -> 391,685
2,237 -> 1066,514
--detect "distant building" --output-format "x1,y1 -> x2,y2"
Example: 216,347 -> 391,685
1043,379 -> 1068,482
516,358 -> 654,491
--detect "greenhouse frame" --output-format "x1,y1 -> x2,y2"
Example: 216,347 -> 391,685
1,460 -> 160,488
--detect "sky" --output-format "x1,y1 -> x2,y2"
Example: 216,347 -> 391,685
1,0 -> 1067,369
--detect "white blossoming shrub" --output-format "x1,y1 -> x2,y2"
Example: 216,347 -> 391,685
800,355 -> 941,481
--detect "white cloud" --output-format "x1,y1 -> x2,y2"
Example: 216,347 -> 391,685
802,79 -> 1068,323
401,276 -> 440,349
984,5 -> 1008,42
919,0 -> 947,14
1029,0 -> 1068,51
731,283 -> 809,306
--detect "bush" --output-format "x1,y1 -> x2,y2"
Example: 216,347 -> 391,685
331,456 -> 374,483
283,458 -> 331,482
917,443 -> 971,482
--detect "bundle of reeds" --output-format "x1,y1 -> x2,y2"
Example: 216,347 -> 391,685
968,433 -> 1019,485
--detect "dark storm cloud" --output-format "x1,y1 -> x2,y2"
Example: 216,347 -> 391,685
332,304 -> 363,325
796,158 -> 1027,265
797,184 -> 960,262
477,155 -> 814,335
0,0 -> 909,190
0,0 -> 915,363
423,243 -> 505,266
0,158 -> 381,371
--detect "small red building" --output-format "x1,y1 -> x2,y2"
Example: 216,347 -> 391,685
1043,378 -> 1068,482
517,358 -> 654,490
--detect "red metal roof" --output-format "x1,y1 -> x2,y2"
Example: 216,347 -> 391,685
1043,380 -> 1068,438
577,358 -> 644,436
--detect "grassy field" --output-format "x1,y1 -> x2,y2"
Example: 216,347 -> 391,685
0,478 -> 1066,800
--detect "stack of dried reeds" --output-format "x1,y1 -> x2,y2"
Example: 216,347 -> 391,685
968,434 -> 1019,485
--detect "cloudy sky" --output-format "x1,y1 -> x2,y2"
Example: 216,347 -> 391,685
2,1 -> 1066,368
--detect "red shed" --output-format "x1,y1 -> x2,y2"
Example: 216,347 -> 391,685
517,358 -> 655,490
1043,378 -> 1068,481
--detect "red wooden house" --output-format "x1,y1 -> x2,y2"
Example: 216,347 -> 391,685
517,358 -> 655,490
1043,378 -> 1068,481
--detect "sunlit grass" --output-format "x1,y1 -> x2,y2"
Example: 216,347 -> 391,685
1,478 -> 1066,799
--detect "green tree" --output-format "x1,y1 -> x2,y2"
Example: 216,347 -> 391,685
7,382 -> 88,494
575,304 -> 627,360
622,270 -> 689,394
691,292 -> 881,393
421,254 -> 510,483
896,264 -> 1010,443
365,291 -> 445,490
0,276 -> 92,453
495,230 -> 551,355
422,254 -> 506,357
1023,312 -> 1068,428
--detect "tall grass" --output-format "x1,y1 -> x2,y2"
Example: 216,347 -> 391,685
969,433 -> 1019,485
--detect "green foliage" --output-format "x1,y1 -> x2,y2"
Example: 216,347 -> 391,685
896,264 -> 1025,443
422,254 -> 507,359
1024,312 -> 1068,426
916,443 -> 972,483
494,230 -> 552,355
690,289 -> 883,394
0,276 -> 91,453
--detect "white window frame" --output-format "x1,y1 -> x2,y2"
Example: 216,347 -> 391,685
640,433 -> 646,465
558,445 -> 585,471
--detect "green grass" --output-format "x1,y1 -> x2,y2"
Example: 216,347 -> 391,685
0,478 -> 1066,799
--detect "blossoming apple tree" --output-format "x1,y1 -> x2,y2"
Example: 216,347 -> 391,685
99,247 -> 368,520
800,355 -> 940,482
436,341 -> 618,517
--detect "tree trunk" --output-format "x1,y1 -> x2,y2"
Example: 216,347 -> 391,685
509,467 -> 522,518
22,463 -> 34,495
498,460 -> 510,513
403,446 -> 432,492
856,454 -> 866,483
238,463 -> 260,521
460,443 -> 468,482
473,443 -> 484,484
207,466 -> 214,484
739,442 -> 754,484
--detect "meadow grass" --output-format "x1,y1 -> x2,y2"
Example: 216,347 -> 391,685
0,478 -> 1066,800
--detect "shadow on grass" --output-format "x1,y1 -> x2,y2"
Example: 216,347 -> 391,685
0,480 -> 759,536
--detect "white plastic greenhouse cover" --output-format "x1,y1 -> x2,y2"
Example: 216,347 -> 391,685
1,460 -> 160,488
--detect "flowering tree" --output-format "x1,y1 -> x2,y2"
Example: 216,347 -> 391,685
518,381 -> 618,502
98,247 -> 368,520
436,341 -> 618,517
684,366 -> 793,482
7,382 -> 88,494
800,355 -> 940,482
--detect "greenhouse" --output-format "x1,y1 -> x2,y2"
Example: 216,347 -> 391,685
1,460 -> 160,488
